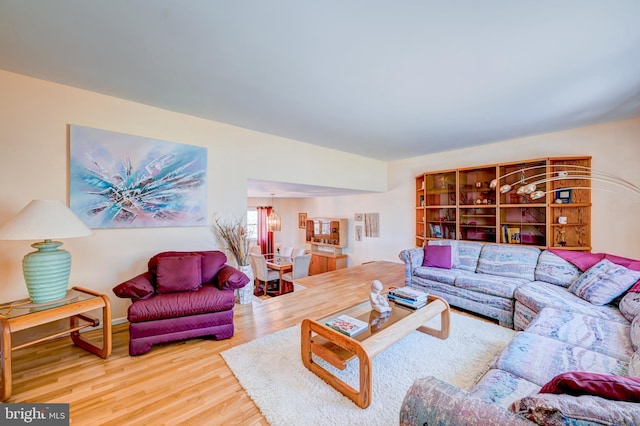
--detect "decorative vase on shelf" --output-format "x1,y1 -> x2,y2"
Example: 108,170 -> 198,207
236,264 -> 254,304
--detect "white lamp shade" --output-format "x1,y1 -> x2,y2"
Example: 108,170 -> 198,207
0,200 -> 93,241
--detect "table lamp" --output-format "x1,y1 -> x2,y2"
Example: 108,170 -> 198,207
0,200 -> 93,303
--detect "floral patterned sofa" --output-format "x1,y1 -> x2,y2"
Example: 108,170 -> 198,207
398,243 -> 640,424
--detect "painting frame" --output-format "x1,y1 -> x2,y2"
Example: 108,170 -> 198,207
69,125 -> 207,229
355,225 -> 363,241
298,212 -> 307,229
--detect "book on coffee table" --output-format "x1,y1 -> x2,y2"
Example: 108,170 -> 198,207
389,287 -> 428,302
325,315 -> 368,337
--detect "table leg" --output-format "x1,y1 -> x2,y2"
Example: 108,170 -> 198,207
1,317 -> 12,401
301,319 -> 373,408
417,298 -> 451,339
70,294 -> 112,358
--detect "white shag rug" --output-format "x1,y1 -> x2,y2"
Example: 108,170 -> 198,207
221,312 -> 515,426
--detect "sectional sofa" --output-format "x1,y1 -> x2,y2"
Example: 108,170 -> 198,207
398,242 -> 640,425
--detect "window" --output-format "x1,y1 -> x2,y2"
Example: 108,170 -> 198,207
247,209 -> 258,241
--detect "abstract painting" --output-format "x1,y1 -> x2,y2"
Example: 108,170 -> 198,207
69,125 -> 207,228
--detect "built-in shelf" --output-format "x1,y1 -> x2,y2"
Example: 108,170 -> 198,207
415,156 -> 592,250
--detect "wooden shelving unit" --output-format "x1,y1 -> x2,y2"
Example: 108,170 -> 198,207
415,156 -> 591,250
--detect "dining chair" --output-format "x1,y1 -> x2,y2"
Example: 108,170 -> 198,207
292,247 -> 307,257
281,254 -> 312,294
281,246 -> 294,257
249,253 -> 280,295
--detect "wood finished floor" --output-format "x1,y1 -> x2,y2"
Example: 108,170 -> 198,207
7,261 -> 409,425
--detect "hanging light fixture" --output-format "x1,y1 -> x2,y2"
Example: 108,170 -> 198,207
267,193 -> 281,232
490,165 -> 640,203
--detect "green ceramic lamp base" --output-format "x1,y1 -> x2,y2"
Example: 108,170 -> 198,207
22,239 -> 71,303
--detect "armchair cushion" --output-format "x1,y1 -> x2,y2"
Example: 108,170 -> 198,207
216,265 -> 250,290
156,255 -> 202,294
148,251 -> 227,284
199,251 -> 229,283
113,272 -> 155,300
128,285 -> 235,322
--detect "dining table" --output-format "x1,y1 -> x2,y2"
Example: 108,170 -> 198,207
265,255 -> 293,295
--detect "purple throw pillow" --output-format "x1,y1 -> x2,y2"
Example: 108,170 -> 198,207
422,245 -> 452,269
113,272 -> 155,300
156,255 -> 202,294
198,251 -> 228,283
215,265 -> 250,290
539,372 -> 640,402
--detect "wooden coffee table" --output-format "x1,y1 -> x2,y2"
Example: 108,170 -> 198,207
301,294 -> 450,408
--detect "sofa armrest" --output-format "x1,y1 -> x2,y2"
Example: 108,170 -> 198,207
215,265 -> 250,290
400,377 -> 532,426
113,272 -> 155,300
398,248 -> 424,286
511,393 -> 640,425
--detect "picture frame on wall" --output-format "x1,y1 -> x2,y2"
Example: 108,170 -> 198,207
298,213 -> 307,229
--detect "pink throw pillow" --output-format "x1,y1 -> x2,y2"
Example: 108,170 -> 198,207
422,245 -> 452,269
549,249 -> 604,271
539,372 -> 640,402
156,255 -> 202,294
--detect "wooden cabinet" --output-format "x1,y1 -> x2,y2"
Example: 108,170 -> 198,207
306,217 -> 348,274
309,251 -> 348,275
415,156 -> 591,250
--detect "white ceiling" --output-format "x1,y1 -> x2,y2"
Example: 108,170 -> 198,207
247,179 -> 376,198
2,1 -> 640,195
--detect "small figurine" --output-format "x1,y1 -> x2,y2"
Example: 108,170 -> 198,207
369,280 -> 392,313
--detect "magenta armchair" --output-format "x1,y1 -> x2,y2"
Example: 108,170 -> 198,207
113,251 -> 249,355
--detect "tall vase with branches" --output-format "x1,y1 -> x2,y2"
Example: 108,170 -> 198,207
211,214 -> 254,303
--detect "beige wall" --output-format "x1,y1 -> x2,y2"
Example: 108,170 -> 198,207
2,69 -> 639,321
0,70 -> 386,318
282,118 -> 640,270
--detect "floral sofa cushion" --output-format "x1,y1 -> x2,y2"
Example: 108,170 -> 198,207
511,393 -> 640,425
514,280 -> 628,326
620,291 -> 640,322
413,266 -> 467,285
534,250 -> 582,287
569,258 -> 640,305
454,273 -> 529,299
525,307 -> 633,360
470,368 -> 540,409
492,332 -> 628,386
476,244 -> 540,280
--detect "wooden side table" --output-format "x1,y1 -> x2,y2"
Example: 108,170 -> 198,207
0,286 -> 112,401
